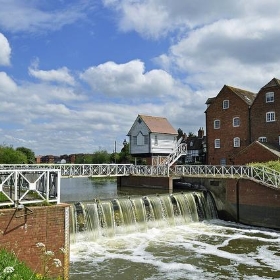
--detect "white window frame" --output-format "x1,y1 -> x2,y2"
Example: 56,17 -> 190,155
266,111 -> 275,122
223,100 -> 229,109
233,137 -> 240,147
214,119 -> 220,129
266,92 -> 274,103
214,139 -> 220,148
258,136 -> 267,143
233,117 -> 240,127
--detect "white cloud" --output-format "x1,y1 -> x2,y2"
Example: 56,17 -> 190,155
0,33 -> 11,66
103,0 -> 280,39
0,0 -> 92,33
80,59 -> 187,101
0,72 -> 17,93
29,65 -> 75,86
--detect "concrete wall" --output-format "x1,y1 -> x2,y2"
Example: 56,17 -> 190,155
0,204 -> 70,279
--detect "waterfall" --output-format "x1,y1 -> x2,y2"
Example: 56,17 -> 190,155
70,191 -> 217,241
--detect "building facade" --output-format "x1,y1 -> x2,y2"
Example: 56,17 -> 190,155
205,78 -> 280,165
250,78 -> 280,147
127,115 -> 178,164
205,85 -> 255,165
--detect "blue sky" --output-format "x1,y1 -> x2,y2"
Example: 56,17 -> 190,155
1,0 -> 280,156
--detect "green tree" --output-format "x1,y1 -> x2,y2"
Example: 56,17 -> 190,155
0,145 -> 28,164
92,150 -> 111,163
119,142 -> 133,163
16,147 -> 35,163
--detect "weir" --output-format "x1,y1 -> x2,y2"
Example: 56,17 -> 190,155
70,191 -> 217,241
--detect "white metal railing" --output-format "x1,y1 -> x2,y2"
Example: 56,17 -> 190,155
0,169 -> 60,207
170,165 -> 280,189
0,164 -> 133,178
160,143 -> 187,167
0,164 -> 279,193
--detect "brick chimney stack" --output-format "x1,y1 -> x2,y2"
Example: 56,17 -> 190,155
198,127 -> 204,138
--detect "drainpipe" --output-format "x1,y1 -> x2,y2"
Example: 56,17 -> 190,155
236,179 -> 240,222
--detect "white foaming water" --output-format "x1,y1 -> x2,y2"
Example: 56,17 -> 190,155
70,220 -> 280,280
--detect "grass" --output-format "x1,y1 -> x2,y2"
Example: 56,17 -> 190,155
0,247 -> 62,279
0,248 -> 39,279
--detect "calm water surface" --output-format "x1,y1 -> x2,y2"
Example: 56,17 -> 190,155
61,178 -> 280,280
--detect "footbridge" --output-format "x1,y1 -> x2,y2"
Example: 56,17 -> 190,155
0,164 -> 279,207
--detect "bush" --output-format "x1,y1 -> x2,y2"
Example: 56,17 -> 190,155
248,160 -> 280,172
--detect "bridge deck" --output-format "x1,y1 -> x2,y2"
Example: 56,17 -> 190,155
0,164 -> 279,207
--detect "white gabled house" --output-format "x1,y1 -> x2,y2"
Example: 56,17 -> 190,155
127,115 -> 187,165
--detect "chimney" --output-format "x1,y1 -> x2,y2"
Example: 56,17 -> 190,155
198,127 -> 204,138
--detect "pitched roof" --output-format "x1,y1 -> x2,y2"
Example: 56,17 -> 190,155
226,85 -> 256,105
205,85 -> 256,107
235,140 -> 280,158
128,115 -> 178,135
261,77 -> 280,89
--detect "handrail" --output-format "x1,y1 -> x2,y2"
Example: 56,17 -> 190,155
0,169 -> 60,207
0,164 -> 279,190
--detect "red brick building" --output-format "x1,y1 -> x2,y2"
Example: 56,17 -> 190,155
205,85 -> 255,165
205,78 -> 280,165
250,78 -> 280,146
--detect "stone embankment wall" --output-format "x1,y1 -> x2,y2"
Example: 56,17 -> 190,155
0,204 -> 70,279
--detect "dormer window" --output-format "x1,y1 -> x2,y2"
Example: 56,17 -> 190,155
223,100 -> 229,109
266,92 -> 274,103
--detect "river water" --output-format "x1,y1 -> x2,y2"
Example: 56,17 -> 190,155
61,178 -> 280,280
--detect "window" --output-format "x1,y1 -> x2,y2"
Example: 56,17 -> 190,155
233,117 -> 240,127
266,111 -> 275,122
266,92 -> 274,103
223,100 -> 229,109
233,137 -> 240,147
214,119 -> 220,129
136,132 -> 144,145
258,137 -> 267,143
155,135 -> 158,145
214,139 -> 220,148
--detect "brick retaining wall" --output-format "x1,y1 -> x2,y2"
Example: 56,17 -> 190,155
0,204 -> 70,279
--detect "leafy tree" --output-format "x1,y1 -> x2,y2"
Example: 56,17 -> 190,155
16,147 -> 35,164
0,145 -> 28,164
177,128 -> 184,140
119,142 -> 133,163
92,150 -> 111,163
75,154 -> 93,164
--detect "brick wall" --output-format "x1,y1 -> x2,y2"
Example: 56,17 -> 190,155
0,204 -> 70,279
251,86 -> 280,144
233,141 -> 279,164
206,86 -> 251,165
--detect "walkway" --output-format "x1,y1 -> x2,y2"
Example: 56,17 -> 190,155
0,164 -> 279,207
